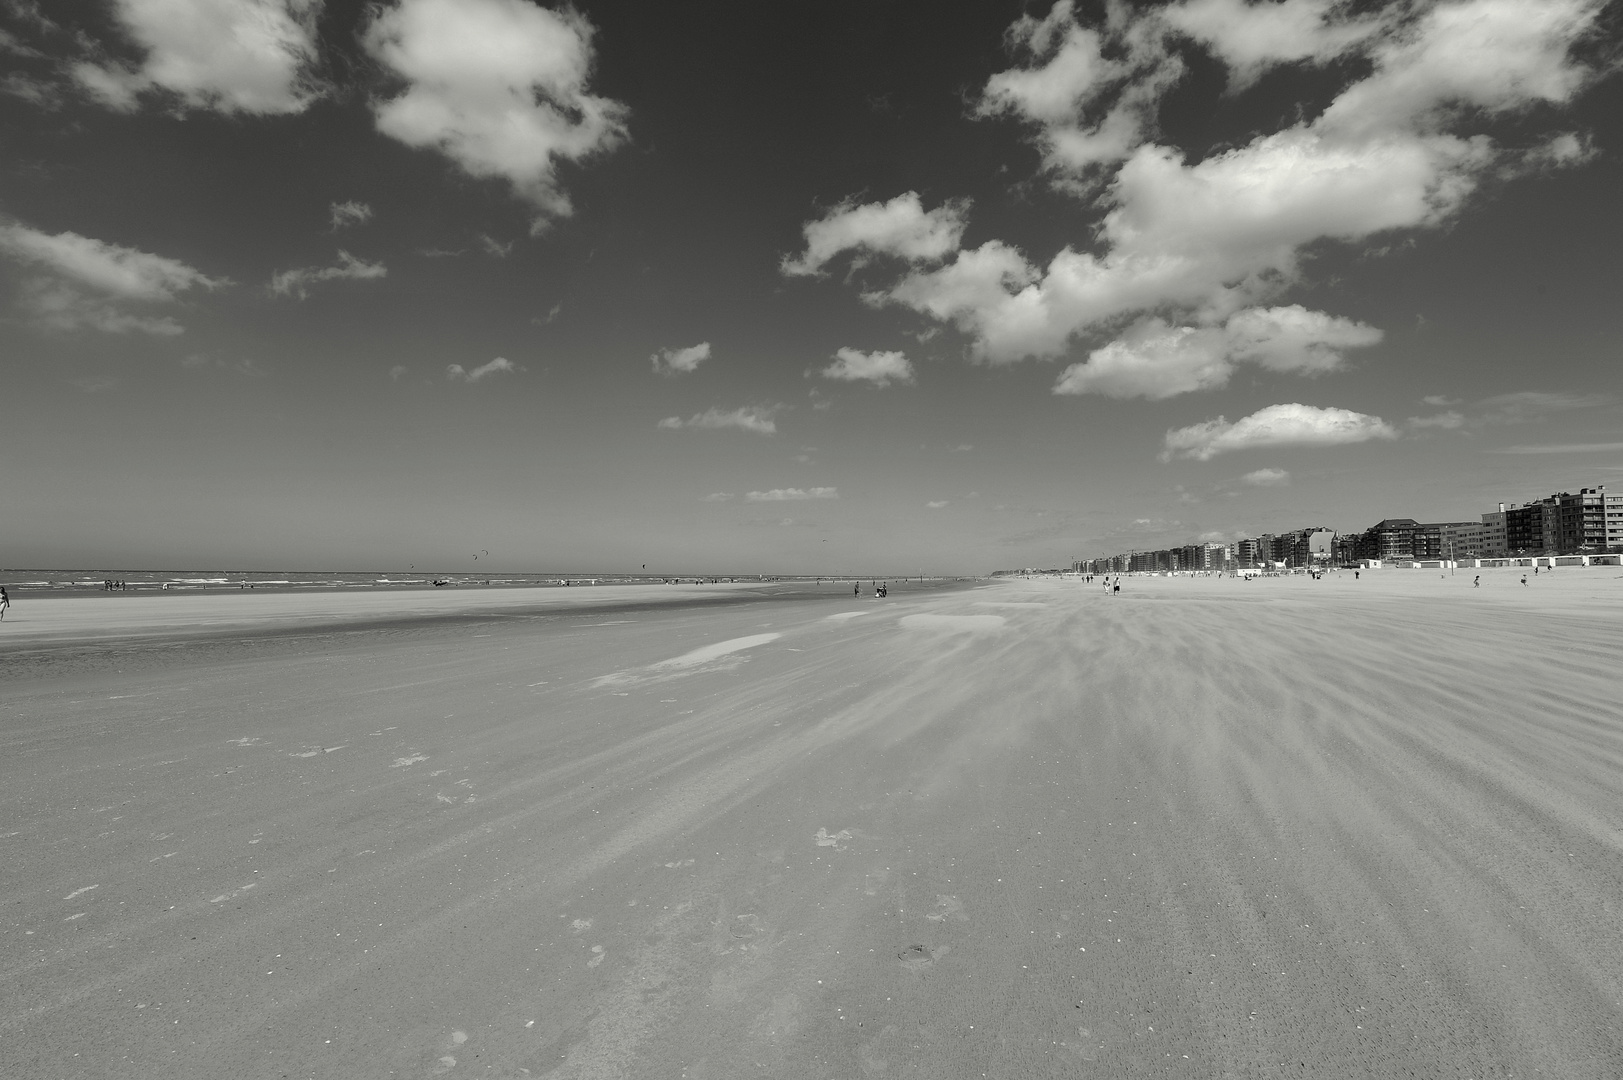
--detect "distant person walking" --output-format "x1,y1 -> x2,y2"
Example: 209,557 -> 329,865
0,585 -> 8,620
1521,575 -> 1528,586
1473,575 -> 1481,587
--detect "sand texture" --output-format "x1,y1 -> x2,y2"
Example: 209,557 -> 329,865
2,569 -> 1620,1078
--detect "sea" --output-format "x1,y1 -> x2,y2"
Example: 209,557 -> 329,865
0,569 -> 792,595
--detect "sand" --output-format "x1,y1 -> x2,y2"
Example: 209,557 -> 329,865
2,568 -> 1620,1078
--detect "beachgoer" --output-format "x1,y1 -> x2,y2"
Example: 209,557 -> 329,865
854,582 -> 860,597
1521,575 -> 1528,586
0,585 -> 9,620
1355,571 -> 1360,580
1473,576 -> 1480,587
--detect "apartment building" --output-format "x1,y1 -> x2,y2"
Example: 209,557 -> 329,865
1480,508 -> 1507,557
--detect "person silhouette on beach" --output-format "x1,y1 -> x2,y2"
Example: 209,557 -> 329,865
1521,575 -> 1528,586
1474,575 -> 1480,587
854,582 -> 860,597
0,585 -> 9,620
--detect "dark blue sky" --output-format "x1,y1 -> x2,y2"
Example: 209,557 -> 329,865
2,0 -> 1620,573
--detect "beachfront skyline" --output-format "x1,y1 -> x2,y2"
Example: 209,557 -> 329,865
3,0 -> 1620,574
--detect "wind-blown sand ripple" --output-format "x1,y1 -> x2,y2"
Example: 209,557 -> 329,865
2,569 -> 1620,1078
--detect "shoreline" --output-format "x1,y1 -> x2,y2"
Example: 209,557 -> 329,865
0,578 -> 976,653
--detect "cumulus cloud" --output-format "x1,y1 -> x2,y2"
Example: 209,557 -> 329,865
657,406 -> 778,435
1053,306 -> 1381,398
363,0 -> 629,229
792,0 -> 1606,400
820,347 -> 914,387
976,0 -> 1182,175
651,342 -> 710,376
269,250 -> 386,299
781,192 -> 968,277
1162,0 -> 1389,89
0,221 -> 227,334
446,356 -> 521,382
330,200 -> 373,230
74,0 -> 322,115
1162,403 -> 1397,461
1241,467 -> 1291,487
745,487 -> 838,501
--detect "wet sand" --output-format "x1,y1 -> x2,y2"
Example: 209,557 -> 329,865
2,568 -> 1620,1078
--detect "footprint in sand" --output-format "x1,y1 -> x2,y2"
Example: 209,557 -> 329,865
815,828 -> 852,850
925,894 -> 966,922
430,1030 -> 467,1074
897,943 -> 949,971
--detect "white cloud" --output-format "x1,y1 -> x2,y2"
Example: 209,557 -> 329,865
363,0 -> 629,229
886,129 -> 1487,366
1317,0 -> 1603,138
1474,390 -> 1608,418
1054,319 -> 1231,399
75,0 -> 322,115
701,492 -> 734,502
977,2 -> 1182,176
1408,410 -> 1465,429
0,223 -> 224,300
389,364 -> 408,381
782,192 -> 968,277
478,233 -> 512,258
1053,306 -> 1381,399
0,221 -> 226,334
446,356 -> 521,382
269,250 -> 386,299
800,0 -> 1605,400
1161,403 -> 1398,461
1489,442 -> 1623,454
1241,467 -> 1291,487
1162,0 -> 1388,88
745,487 -> 838,502
977,6 -> 1124,126
1224,306 -> 1383,372
330,200 -> 373,230
820,347 -> 914,387
657,406 -> 778,435
651,341 -> 710,376
926,500 -> 949,509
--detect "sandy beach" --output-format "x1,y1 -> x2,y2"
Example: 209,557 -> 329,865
2,568 -> 1620,1078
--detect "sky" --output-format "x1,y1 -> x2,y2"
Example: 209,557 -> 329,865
2,0 -> 1620,575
